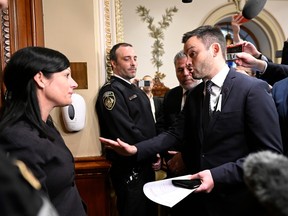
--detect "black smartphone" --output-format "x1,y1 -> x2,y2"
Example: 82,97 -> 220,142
138,80 -> 151,87
172,179 -> 201,189
226,44 -> 243,61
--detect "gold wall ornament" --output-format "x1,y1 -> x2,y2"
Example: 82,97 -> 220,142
154,71 -> 166,81
1,8 -> 10,66
115,0 -> 124,43
104,0 -> 124,81
136,5 -> 178,76
104,0 -> 113,80
0,8 -> 10,105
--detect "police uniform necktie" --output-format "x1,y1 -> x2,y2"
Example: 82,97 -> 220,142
202,80 -> 213,130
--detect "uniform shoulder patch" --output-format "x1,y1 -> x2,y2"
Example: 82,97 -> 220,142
103,91 -> 116,110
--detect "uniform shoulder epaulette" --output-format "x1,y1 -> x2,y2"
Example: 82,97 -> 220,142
103,81 -> 111,87
14,160 -> 41,190
103,78 -> 117,87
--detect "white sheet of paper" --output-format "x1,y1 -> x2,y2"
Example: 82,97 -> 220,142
143,174 -> 196,208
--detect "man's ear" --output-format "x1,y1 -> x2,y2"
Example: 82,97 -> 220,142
110,60 -> 116,69
33,71 -> 45,88
211,43 -> 220,57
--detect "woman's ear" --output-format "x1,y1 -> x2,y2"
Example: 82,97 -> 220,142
33,72 -> 45,88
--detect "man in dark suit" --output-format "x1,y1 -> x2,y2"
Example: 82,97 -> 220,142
140,74 -> 163,171
272,77 -> 288,155
156,50 -> 201,177
156,50 -> 201,131
100,25 -> 283,216
141,75 -> 163,122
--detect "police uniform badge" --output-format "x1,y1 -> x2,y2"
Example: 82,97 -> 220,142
103,91 -> 116,110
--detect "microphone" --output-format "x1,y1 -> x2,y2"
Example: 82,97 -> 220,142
182,0 -> 193,3
243,150 -> 288,216
242,0 -> 267,20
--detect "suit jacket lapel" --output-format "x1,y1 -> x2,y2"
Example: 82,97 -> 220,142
205,69 -> 236,137
218,69 -> 236,110
176,86 -> 184,112
196,82 -> 205,143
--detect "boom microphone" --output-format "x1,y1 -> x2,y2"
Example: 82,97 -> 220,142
242,0 -> 267,20
243,151 -> 288,216
182,0 -> 193,3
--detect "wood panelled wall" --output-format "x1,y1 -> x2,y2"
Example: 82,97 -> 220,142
0,0 -> 44,104
0,1 -> 112,215
8,0 -> 44,52
75,157 -> 111,216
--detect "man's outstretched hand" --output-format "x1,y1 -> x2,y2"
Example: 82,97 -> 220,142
99,137 -> 137,156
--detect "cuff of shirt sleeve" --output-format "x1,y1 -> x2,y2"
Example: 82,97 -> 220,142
258,61 -> 268,75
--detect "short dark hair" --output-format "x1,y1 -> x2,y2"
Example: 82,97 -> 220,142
109,42 -> 133,62
182,25 -> 226,59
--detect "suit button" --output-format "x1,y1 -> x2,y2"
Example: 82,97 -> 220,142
202,154 -> 205,157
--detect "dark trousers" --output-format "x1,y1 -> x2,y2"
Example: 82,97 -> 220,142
110,165 -> 158,216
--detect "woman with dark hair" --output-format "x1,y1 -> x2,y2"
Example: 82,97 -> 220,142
0,46 -> 87,216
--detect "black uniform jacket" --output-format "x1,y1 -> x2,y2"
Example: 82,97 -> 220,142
0,120 -> 86,216
96,76 -> 157,167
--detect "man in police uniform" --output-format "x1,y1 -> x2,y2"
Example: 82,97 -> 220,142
96,43 -> 158,216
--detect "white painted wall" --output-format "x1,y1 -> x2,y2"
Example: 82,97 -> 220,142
42,0 -> 288,157
122,0 -> 288,88
43,0 -> 102,156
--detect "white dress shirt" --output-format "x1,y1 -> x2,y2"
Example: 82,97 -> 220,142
208,65 -> 229,112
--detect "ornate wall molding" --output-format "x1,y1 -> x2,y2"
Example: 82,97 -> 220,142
104,0 -> 113,79
202,2 -> 285,63
0,8 -> 10,104
104,0 -> 124,80
1,8 -> 10,67
114,0 -> 124,43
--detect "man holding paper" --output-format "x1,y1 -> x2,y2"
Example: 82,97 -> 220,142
100,25 -> 283,216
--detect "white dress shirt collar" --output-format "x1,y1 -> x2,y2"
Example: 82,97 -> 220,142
113,74 -> 132,85
211,65 -> 230,89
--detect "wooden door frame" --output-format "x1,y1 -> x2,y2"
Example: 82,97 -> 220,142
0,0 -> 44,105
8,0 -> 44,54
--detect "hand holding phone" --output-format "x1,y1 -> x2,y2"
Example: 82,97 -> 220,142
138,80 -> 151,87
172,179 -> 201,189
226,44 -> 243,61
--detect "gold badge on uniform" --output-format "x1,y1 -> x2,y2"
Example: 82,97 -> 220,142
103,91 -> 116,110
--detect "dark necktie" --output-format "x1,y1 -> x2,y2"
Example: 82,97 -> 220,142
181,91 -> 188,110
202,80 -> 213,130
